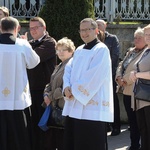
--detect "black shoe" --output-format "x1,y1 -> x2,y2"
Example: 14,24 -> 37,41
111,128 -> 120,136
128,125 -> 130,131
107,124 -> 111,132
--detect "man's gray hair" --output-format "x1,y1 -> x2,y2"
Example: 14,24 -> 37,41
80,18 -> 98,29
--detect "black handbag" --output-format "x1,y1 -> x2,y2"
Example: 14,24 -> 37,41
134,78 -> 150,102
134,50 -> 150,102
48,100 -> 66,128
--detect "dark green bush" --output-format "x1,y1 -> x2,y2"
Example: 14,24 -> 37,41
39,0 -> 94,47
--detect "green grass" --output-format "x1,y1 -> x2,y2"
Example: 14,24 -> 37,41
18,19 -> 29,23
111,21 -> 142,24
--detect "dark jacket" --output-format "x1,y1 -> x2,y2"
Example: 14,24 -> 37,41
104,31 -> 120,75
27,32 -> 56,90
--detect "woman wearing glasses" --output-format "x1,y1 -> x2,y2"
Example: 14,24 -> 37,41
43,37 -> 75,150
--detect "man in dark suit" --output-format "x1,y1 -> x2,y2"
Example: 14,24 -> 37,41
27,17 -> 56,150
96,19 -> 121,136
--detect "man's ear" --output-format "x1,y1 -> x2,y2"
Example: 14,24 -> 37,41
17,25 -> 21,32
14,27 -> 18,37
95,28 -> 99,34
44,26 -> 46,30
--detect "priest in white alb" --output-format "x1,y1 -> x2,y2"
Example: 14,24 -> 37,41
62,18 -> 114,150
0,17 -> 40,150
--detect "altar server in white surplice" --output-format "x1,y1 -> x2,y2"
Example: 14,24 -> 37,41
0,17 -> 40,150
63,18 -> 114,150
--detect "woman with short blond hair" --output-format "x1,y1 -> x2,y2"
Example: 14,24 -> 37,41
43,37 -> 75,150
130,24 -> 150,150
0,6 -> 9,20
116,27 -> 147,150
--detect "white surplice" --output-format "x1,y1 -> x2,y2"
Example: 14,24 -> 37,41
63,42 -> 114,122
0,38 -> 40,110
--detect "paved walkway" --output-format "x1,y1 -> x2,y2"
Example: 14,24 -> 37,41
107,124 -> 130,150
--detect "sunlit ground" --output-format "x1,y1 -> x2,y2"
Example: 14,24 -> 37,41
107,124 -> 130,150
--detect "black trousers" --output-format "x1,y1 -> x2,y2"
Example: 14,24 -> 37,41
123,95 -> 140,149
30,89 -> 45,150
111,75 -> 120,130
44,128 -> 64,150
136,106 -> 150,150
0,108 -> 31,150
63,116 -> 107,150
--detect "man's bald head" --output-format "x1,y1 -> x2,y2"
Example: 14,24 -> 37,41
96,19 -> 107,32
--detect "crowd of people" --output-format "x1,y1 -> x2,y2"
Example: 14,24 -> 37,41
0,5 -> 150,150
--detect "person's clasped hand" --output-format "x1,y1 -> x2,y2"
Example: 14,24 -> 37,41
64,86 -> 74,100
44,94 -> 51,106
116,76 -> 127,87
129,70 -> 137,82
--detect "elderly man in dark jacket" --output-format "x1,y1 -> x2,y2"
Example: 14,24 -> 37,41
96,19 -> 120,136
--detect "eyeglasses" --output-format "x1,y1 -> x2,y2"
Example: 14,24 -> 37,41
134,37 -> 143,40
29,26 -> 42,31
145,33 -> 150,37
56,49 -> 68,54
78,28 -> 95,33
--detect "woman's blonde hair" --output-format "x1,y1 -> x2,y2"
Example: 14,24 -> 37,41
143,24 -> 150,32
0,6 -> 9,17
56,37 -> 75,52
134,27 -> 144,37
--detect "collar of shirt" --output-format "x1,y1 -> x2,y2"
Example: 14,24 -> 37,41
105,31 -> 109,37
37,33 -> 46,42
83,38 -> 100,50
0,33 -> 16,44
134,45 -> 147,53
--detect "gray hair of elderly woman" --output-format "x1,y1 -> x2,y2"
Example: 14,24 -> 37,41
0,6 -> 9,17
134,27 -> 144,37
0,16 -> 19,32
56,37 -> 76,52
143,24 -> 150,32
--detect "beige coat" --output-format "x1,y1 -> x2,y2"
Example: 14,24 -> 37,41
44,58 -> 70,109
133,48 -> 150,110
116,47 -> 147,96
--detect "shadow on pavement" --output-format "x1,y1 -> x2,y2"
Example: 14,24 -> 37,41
107,124 -> 130,150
